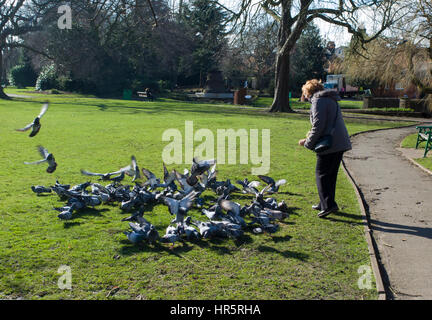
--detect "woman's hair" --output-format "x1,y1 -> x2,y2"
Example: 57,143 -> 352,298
302,79 -> 324,98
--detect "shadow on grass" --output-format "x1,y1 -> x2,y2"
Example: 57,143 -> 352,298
257,245 -> 309,261
75,208 -> 110,219
118,239 -> 195,256
63,222 -> 82,228
324,211 -> 365,226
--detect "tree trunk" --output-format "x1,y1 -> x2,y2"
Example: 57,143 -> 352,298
269,52 -> 293,112
0,47 -> 10,100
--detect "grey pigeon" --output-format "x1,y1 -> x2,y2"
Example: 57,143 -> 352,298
182,216 -> 201,240
31,185 -> 52,195
16,103 -> 49,137
124,216 -> 159,244
160,224 -> 181,248
122,156 -> 141,182
24,145 -> 57,173
162,190 -> 199,224
141,168 -> 163,189
257,175 -> 287,193
236,178 -> 261,195
187,157 -> 216,185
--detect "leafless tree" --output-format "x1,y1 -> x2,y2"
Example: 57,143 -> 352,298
340,0 -> 431,110
212,0 -> 404,112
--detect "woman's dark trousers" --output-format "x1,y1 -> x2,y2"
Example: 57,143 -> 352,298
315,151 -> 344,211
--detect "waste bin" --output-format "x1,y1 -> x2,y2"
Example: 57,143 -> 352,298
234,88 -> 247,105
123,89 -> 132,100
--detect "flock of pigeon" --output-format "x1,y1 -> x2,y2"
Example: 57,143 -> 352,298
18,103 -> 289,248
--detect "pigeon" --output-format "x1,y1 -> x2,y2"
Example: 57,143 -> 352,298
182,216 -> 201,240
191,220 -> 224,239
160,225 -> 181,248
257,175 -> 287,193
261,208 -> 289,221
187,157 -> 216,185
141,168 -> 163,189
31,185 -> 52,195
124,216 -> 159,244
24,145 -> 57,173
69,181 -> 91,192
109,171 -> 125,183
80,168 -> 126,181
16,103 -> 49,137
162,163 -> 177,191
123,156 -> 141,182
236,178 -> 261,195
162,190 -> 199,224
218,198 -> 242,217
201,206 -> 223,221
174,170 -> 195,195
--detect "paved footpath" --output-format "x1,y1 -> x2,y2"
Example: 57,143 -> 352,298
343,125 -> 432,299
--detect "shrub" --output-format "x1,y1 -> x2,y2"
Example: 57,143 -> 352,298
8,64 -> 37,88
157,80 -> 172,93
35,64 -> 58,91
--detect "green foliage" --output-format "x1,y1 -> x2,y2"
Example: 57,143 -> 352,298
35,64 -> 58,91
290,23 -> 326,94
157,80 -> 172,92
180,0 -> 228,85
8,64 -> 37,88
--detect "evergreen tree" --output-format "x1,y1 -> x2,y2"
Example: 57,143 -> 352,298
290,23 -> 326,95
180,0 -> 227,86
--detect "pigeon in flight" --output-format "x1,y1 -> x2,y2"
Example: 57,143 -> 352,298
24,145 -> 57,173
122,156 -> 140,182
16,103 -> 49,137
162,190 -> 199,224
80,168 -> 127,181
187,157 -> 216,186
257,175 -> 286,193
236,178 -> 261,195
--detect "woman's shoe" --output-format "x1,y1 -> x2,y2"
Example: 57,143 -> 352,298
317,205 -> 339,218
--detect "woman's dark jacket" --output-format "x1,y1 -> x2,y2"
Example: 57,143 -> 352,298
304,90 -> 352,155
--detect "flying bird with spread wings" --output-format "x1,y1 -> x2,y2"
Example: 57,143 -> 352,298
16,103 -> 49,137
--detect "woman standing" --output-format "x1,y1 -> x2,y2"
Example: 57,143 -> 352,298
298,79 -> 352,218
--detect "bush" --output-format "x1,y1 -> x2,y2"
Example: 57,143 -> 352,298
157,80 -> 172,93
35,64 -> 58,91
8,64 -> 37,88
57,76 -> 75,92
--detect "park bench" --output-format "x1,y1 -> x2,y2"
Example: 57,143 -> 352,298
137,91 -> 153,101
415,125 -> 432,157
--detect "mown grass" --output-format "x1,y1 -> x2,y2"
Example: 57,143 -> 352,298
400,133 -> 432,171
250,96 -> 363,109
0,88 -> 410,300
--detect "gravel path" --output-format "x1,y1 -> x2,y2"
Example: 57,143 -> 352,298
344,125 -> 432,299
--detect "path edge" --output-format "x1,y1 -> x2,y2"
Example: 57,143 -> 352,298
341,161 -> 386,300
341,123 -> 421,300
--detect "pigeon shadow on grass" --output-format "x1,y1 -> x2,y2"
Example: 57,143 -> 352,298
76,208 -> 110,218
118,240 -> 195,256
277,191 -> 303,196
257,245 -> 309,261
286,206 -> 301,216
270,234 -> 292,243
63,222 -> 82,229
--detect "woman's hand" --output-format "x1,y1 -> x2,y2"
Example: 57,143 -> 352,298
298,139 -> 306,146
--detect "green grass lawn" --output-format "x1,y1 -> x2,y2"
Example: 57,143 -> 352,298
400,133 -> 432,171
0,88 -> 410,300
250,96 -> 363,109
